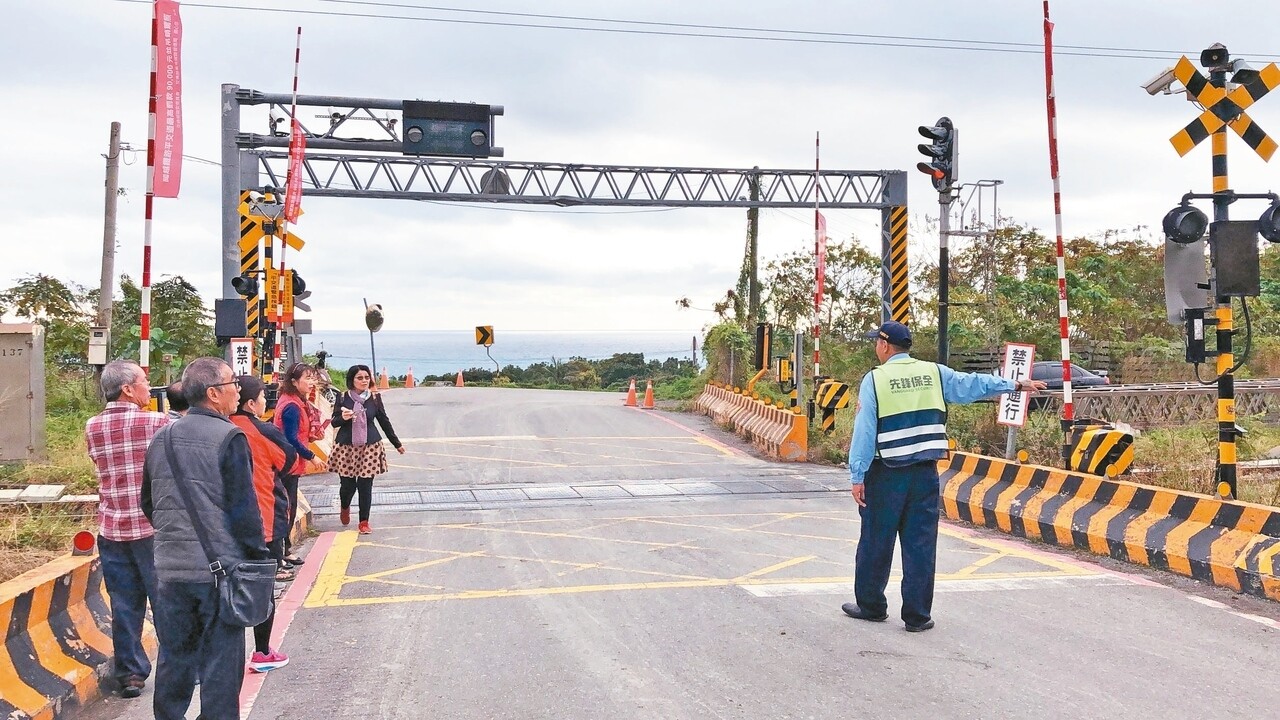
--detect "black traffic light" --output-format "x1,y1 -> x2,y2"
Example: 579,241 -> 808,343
1258,203 -> 1280,243
402,100 -> 504,158
289,269 -> 306,295
916,117 -> 957,193
231,273 -> 259,297
1162,205 -> 1209,244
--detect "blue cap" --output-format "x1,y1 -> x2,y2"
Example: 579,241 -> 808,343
865,321 -> 912,348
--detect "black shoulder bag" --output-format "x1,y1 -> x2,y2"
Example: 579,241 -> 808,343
163,429 -> 276,627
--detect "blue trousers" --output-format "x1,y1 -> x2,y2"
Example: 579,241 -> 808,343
152,581 -> 246,720
97,535 -> 158,682
854,460 -> 940,626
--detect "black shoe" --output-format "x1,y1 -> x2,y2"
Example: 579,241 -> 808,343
119,674 -> 145,698
841,603 -> 888,621
905,619 -> 936,633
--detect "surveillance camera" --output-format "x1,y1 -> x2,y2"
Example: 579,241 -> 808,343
1143,67 -> 1178,95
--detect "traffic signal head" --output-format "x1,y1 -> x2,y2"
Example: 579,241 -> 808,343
916,117 -> 956,193
231,273 -> 259,297
1259,203 -> 1280,243
289,269 -> 306,295
1162,205 -> 1209,244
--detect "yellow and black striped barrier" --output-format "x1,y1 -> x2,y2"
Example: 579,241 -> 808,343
1067,423 -> 1134,476
939,452 -> 1280,601
693,383 -> 807,461
0,555 -> 156,719
816,380 -> 851,434
887,205 -> 911,324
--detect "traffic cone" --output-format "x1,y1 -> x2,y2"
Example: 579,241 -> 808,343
642,379 -> 655,409
377,368 -> 390,390
624,378 -> 638,406
455,370 -> 465,388
405,366 -> 416,388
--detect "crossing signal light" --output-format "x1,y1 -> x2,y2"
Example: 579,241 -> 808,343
1162,205 -> 1209,244
401,100 -> 504,158
231,273 -> 259,297
289,269 -> 306,295
916,117 -> 956,193
1259,203 -> 1280,243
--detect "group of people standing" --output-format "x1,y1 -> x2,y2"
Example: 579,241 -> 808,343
84,356 -> 403,720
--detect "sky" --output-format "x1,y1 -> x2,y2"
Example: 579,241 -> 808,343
4,0 -> 1280,334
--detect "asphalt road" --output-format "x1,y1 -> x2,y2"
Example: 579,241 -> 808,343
83,387 -> 1280,720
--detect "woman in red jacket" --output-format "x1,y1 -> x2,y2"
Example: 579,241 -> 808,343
329,364 -> 405,534
272,363 -> 326,565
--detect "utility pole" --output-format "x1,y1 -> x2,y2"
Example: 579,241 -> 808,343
747,168 -> 761,322
95,121 -> 122,389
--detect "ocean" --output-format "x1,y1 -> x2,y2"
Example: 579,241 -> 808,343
306,330 -> 702,378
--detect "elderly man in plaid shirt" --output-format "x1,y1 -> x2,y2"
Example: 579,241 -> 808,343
85,360 -> 169,699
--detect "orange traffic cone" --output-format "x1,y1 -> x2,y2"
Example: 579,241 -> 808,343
405,366 -> 416,388
377,368 -> 390,390
455,370 -> 465,388
624,378 -> 638,407
642,379 -> 655,409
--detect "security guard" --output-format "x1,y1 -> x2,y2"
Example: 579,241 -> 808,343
842,321 -> 1045,632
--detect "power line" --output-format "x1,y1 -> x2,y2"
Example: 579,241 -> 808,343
107,0 -> 1275,62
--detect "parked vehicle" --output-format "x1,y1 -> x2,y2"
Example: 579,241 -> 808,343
1030,361 -> 1110,391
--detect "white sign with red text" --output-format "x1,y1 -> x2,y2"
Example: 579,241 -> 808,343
997,342 -> 1036,428
230,338 -> 254,378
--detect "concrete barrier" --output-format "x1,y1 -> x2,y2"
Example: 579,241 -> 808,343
0,555 -> 123,719
939,452 -> 1280,600
693,383 -> 807,461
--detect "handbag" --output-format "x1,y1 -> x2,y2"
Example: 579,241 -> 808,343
163,429 -> 276,627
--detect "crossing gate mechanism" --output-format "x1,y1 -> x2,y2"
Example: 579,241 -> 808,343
1067,422 -> 1134,477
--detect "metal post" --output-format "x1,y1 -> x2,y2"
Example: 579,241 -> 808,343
938,192 -> 952,365
96,121 -> 122,389
221,84 -> 241,301
1209,64 -> 1237,499
1004,426 -> 1018,460
793,329 -> 805,414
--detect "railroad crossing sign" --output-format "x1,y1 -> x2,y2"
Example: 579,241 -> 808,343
475,326 -> 494,346
1170,56 -> 1280,161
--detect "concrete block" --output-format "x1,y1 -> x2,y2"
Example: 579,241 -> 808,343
16,484 -> 65,502
0,488 -> 22,503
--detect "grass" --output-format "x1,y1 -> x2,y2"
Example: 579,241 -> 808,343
0,505 -> 95,583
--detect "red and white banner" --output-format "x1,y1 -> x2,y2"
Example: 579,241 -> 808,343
153,0 -> 183,198
284,118 -> 305,222
815,210 -> 828,308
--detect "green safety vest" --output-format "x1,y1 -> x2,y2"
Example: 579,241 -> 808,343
870,358 -> 948,466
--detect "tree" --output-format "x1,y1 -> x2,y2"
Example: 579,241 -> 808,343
762,238 -> 881,339
0,274 -> 95,364
111,275 -> 218,376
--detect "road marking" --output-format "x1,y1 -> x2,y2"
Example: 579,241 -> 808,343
636,410 -> 747,458
410,451 -> 569,467
734,555 -> 818,581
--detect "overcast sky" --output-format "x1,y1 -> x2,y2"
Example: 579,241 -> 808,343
5,0 -> 1279,333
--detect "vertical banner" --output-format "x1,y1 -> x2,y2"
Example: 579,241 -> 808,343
153,0 -> 183,198
284,119 -> 305,223
997,343 -> 1036,428
815,211 -> 827,308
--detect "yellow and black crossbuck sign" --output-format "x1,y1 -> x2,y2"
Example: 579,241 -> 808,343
475,326 -> 494,346
1170,56 -> 1280,161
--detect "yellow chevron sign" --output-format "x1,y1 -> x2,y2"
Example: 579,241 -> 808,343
1170,56 -> 1280,161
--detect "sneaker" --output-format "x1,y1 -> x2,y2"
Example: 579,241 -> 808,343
358,521 -> 371,534
119,674 -> 146,698
248,649 -> 289,673
340,506 -> 350,526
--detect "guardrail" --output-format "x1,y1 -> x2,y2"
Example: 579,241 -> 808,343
1036,381 -> 1280,428
939,452 -> 1280,601
692,383 -> 807,461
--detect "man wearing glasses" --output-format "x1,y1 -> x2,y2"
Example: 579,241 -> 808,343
85,360 -> 169,699
142,358 -> 270,720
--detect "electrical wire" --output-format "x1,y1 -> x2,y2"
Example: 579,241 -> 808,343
1193,297 -> 1253,384
104,0 -> 1277,62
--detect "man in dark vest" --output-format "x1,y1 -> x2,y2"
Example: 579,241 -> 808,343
142,357 -> 269,720
842,322 -> 1046,632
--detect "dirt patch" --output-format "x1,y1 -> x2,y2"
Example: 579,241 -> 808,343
0,548 -> 64,584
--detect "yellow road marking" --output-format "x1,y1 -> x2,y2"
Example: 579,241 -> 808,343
734,555 -> 817,581
953,551 -> 1009,576
691,434 -> 738,458
434,523 -> 710,550
305,531 -> 359,608
345,551 -> 486,582
411,451 -> 569,467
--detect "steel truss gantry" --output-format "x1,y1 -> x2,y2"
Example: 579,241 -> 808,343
220,85 -> 909,322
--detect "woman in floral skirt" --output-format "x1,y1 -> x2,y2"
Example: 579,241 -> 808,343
329,364 -> 405,533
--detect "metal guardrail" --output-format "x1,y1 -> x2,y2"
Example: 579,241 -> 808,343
1037,381 -> 1280,428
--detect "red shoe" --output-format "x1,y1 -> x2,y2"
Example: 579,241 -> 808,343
339,507 -> 350,526
358,521 -> 371,534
